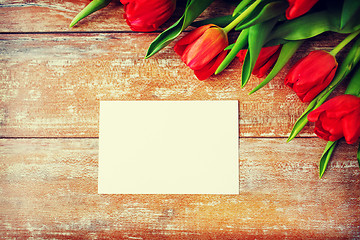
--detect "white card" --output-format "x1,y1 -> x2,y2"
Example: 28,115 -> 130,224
98,100 -> 239,194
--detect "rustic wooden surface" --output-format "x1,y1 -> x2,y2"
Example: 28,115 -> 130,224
1,0 -> 359,239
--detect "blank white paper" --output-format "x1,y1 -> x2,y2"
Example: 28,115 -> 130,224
98,100 -> 239,194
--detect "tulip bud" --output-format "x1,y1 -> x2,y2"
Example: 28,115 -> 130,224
286,0 -> 319,20
237,45 -> 281,78
307,95 -> 360,144
121,0 -> 176,32
285,50 -> 338,102
174,24 -> 228,80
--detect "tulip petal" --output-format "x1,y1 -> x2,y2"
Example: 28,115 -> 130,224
307,108 -> 323,122
314,115 -> 332,141
182,27 -> 228,70
194,50 -> 227,80
323,116 -> 343,141
285,50 -> 338,102
300,65 -> 337,102
309,95 -> 360,119
342,110 -> 360,144
292,51 -> 336,87
309,95 -> 360,144
253,46 -> 281,77
254,45 -> 281,68
237,50 -> 247,62
284,59 -> 302,85
175,24 -> 214,56
286,0 -> 319,20
324,95 -> 360,118
122,0 -> 176,32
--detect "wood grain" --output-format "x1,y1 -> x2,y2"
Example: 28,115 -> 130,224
0,33 -> 347,138
1,138 -> 359,239
0,0 -> 234,32
2,0 -> 359,238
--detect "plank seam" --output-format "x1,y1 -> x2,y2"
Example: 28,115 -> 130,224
0,30 -> 191,35
0,136 -> 319,139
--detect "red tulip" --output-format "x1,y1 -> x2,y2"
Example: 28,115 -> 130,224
284,50 -> 338,102
174,24 -> 228,80
237,45 -> 281,78
120,0 -> 176,32
307,95 -> 360,144
286,0 -> 319,20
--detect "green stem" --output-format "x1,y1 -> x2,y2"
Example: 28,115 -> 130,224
69,0 -> 112,28
329,29 -> 360,56
223,0 -> 262,33
232,0 -> 252,16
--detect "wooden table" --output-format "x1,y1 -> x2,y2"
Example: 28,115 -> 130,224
1,1 -> 359,239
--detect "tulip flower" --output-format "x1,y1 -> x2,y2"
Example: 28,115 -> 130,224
307,95 -> 360,144
121,0 -> 176,32
284,50 -> 338,102
237,45 -> 282,78
174,24 -> 228,80
285,0 -> 319,20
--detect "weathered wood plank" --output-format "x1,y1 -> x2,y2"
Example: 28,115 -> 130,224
2,1 -> 358,239
0,0 -> 124,32
0,33 -> 348,138
1,138 -> 359,238
0,0 -> 233,32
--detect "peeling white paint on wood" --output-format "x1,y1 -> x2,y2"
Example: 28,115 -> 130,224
1,0 -> 358,238
0,33 -> 346,138
2,138 -> 359,238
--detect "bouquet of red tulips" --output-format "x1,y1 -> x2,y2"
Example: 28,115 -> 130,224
70,0 -> 360,178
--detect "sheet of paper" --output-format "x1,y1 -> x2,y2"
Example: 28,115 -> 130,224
98,100 -> 239,194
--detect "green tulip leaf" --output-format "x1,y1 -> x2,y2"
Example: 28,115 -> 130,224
263,38 -> 290,47
233,0 -> 253,17
269,10 -> 360,42
340,0 -> 360,30
69,0 -> 112,28
269,11 -> 332,40
235,1 -> 288,31
287,99 -> 318,142
326,0 -> 360,33
242,18 -> 277,87
234,39 -> 289,52
249,40 -> 303,94
215,28 -> 249,75
287,37 -> 360,142
344,64 -> 360,96
191,15 -> 237,28
145,0 -> 214,59
227,40 -> 285,51
225,43 -> 235,50
319,141 -> 338,178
